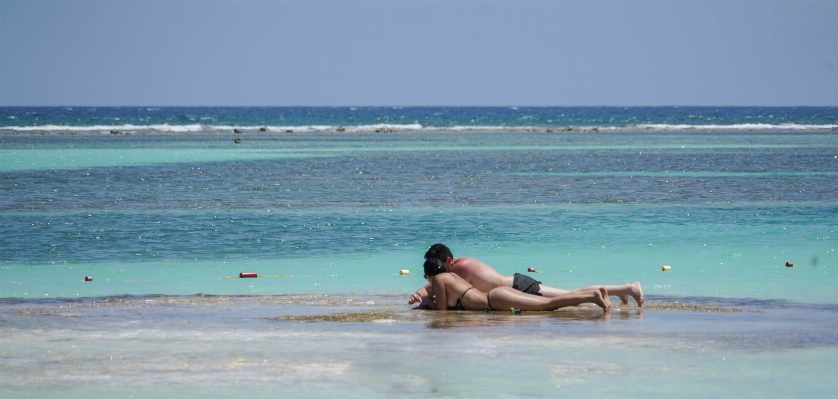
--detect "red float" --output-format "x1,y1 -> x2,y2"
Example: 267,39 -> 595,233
239,272 -> 258,278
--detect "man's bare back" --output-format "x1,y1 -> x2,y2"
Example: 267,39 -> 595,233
448,257 -> 513,292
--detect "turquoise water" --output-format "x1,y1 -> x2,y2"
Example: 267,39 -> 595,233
1,204 -> 835,302
2,132 -> 835,301
2,128 -> 837,397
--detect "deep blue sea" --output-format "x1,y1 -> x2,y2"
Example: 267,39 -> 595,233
1,107 -> 836,398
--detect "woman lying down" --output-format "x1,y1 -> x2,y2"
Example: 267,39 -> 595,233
421,258 -> 611,313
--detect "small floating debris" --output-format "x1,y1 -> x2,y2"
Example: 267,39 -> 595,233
399,269 -> 410,275
218,274 -> 293,279
661,266 -> 671,271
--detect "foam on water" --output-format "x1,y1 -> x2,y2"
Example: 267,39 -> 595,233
4,123 -> 837,133
634,123 -> 838,130
1,123 -> 205,132
3,106 -> 836,134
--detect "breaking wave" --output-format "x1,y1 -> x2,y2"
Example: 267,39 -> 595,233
1,123 -> 835,134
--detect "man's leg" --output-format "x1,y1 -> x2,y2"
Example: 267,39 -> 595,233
534,285 -> 572,297
538,282 -> 644,306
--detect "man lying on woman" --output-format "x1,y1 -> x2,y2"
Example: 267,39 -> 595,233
408,243 -> 643,309
421,257 -> 611,312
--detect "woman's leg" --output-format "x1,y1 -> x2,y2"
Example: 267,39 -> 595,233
487,287 -> 610,312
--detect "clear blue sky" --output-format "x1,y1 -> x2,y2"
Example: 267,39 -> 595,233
1,0 -> 836,106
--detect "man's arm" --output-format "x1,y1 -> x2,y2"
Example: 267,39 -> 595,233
408,283 -> 435,304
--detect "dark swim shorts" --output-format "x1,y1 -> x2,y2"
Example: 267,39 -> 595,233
512,273 -> 542,295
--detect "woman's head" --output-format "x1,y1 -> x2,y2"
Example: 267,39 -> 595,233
423,257 -> 446,279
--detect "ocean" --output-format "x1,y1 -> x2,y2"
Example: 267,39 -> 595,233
1,107 -> 836,398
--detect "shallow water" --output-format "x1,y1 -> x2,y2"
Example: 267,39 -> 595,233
1,295 -> 836,398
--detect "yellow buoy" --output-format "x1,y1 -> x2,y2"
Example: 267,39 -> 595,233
399,270 -> 410,275
661,265 -> 672,271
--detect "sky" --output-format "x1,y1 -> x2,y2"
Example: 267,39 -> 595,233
1,0 -> 836,106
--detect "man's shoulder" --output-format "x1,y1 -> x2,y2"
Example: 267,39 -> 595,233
453,257 -> 490,270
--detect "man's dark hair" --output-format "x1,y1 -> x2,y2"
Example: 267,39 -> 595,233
424,243 -> 453,264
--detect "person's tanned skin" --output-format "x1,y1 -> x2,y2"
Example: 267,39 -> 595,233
426,272 -> 611,313
408,245 -> 643,307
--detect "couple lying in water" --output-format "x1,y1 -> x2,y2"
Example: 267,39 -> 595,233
409,243 -> 644,313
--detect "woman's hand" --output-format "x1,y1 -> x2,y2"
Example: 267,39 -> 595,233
407,284 -> 434,304
408,292 -> 423,304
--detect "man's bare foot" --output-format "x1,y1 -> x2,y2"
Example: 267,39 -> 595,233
612,283 -> 643,306
593,287 -> 611,312
617,293 -> 630,305
627,282 -> 644,307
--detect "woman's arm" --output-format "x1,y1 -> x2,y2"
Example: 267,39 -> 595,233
408,283 -> 435,304
431,276 -> 447,311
